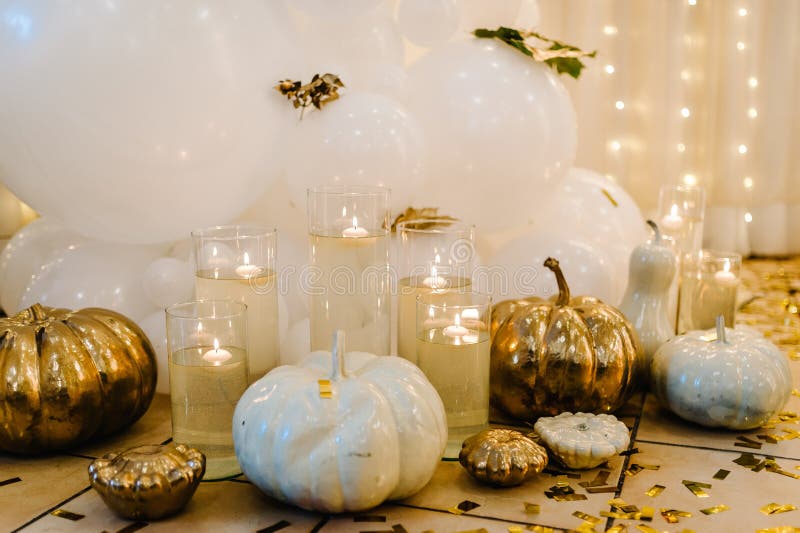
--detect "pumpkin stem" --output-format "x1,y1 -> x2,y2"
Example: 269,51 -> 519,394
543,257 -> 570,306
331,329 -> 346,380
29,303 -> 48,322
715,315 -> 727,344
646,219 -> 661,244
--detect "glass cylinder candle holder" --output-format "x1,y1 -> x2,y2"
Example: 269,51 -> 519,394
678,250 -> 742,333
166,300 -> 249,480
416,292 -> 491,459
192,225 -> 278,381
396,219 -> 475,364
307,185 -> 390,354
657,185 -> 706,259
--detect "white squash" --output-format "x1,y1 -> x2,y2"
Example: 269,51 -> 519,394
232,331 -> 447,513
650,316 -> 792,430
619,220 -> 676,365
534,412 -> 630,469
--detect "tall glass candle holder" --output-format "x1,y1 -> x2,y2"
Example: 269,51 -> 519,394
678,250 -> 741,333
307,185 -> 390,354
416,292 -> 491,459
657,185 -> 706,259
192,225 -> 278,381
166,300 -> 249,480
397,219 -> 475,364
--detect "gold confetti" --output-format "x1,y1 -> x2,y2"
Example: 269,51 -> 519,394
601,188 -> 619,207
713,469 -> 730,480
528,527 -> 554,533
523,502 -> 540,514
454,530 -> 488,533
660,508 -> 692,524
699,504 -> 729,515
50,509 -> 85,521
640,506 -> 655,521
645,484 -> 665,497
318,379 -> 332,398
734,441 -> 762,449
572,511 -> 601,524
508,527 -> 525,533
579,470 -> 611,488
635,525 -> 658,533
760,503 -> 798,515
756,528 -> 800,533
586,486 -> 618,494
757,434 -> 781,444
604,526 -> 627,533
733,452 -> 760,467
792,388 -> 800,398
682,480 -> 711,497
447,500 -> 480,515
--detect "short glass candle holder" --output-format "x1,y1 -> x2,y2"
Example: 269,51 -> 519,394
657,185 -> 706,259
678,250 -> 742,333
416,292 -> 491,459
166,300 -> 249,480
192,225 -> 278,381
307,185 -> 391,354
396,219 -> 475,364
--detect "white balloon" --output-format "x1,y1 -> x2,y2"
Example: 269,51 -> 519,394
289,0 -> 385,21
397,0 -> 459,48
515,0 -> 541,28
0,218 -> 87,314
457,0 -> 522,31
285,92 -> 425,215
138,310 -> 169,394
142,257 -> 194,310
280,318 -> 310,366
0,1 -> 292,243
403,39 -> 576,230
19,241 -> 164,321
484,232 -> 616,304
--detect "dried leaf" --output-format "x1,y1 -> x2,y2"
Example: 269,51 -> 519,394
274,73 -> 345,117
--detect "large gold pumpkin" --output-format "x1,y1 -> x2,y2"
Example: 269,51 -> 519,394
491,258 -> 643,421
0,304 -> 157,454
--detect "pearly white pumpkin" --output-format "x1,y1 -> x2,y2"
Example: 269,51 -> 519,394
650,316 -> 792,430
232,331 -> 447,513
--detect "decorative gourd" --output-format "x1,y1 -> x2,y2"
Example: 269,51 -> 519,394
491,257 -> 644,421
233,331 -> 447,513
619,220 -> 676,365
459,428 -> 548,487
650,316 -> 792,430
534,412 -> 630,469
0,304 -> 157,454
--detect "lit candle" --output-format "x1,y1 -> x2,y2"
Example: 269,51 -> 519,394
234,252 -> 261,278
202,338 -> 232,365
660,204 -> 684,231
342,216 -> 369,238
443,314 -> 469,338
714,260 -> 738,287
422,264 -> 448,289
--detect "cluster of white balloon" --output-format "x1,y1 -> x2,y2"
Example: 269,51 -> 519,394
0,0 -> 645,391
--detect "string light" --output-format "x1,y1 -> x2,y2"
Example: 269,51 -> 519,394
748,107 -> 758,118
609,140 -> 622,152
677,143 -> 686,152
603,25 -> 618,35
680,107 -> 691,118
605,64 -> 615,74
743,176 -> 754,189
738,7 -> 748,16
680,70 -> 691,81
736,41 -> 746,51
744,212 -> 753,223
738,144 -> 748,154
748,76 -> 758,88
683,173 -> 697,186
615,100 -> 625,110
687,0 -> 696,5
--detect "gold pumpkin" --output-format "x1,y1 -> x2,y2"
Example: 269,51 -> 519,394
491,258 -> 643,421
0,304 -> 157,454
459,429 -> 548,487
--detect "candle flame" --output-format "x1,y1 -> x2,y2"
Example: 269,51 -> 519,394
352,216 -> 359,229
454,313 -> 461,327
213,338 -> 220,351
723,259 -> 731,273
242,252 -> 250,266
197,322 -> 203,333
670,204 -> 679,217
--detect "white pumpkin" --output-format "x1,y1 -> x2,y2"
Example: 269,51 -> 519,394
534,412 -> 630,469
232,331 -> 447,513
650,316 -> 792,430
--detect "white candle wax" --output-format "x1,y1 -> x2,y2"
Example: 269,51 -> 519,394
443,314 -> 469,338
234,252 -> 260,278
202,338 -> 233,365
660,204 -> 684,231
342,216 -> 369,238
714,268 -> 738,287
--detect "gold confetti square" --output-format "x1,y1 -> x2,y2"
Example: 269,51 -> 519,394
713,469 -> 730,480
699,504 -> 730,515
681,480 -> 711,498
760,503 -> 798,515
317,379 -> 332,398
645,484 -> 665,497
571,510 -> 601,524
523,502 -> 540,514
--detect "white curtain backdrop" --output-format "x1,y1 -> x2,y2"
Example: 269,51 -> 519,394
536,0 -> 800,256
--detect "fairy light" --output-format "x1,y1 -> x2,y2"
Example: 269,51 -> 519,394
609,140 -> 621,152
683,173 -> 698,186
688,0 -> 696,5
680,70 -> 691,81
743,176 -> 754,189
747,107 -> 758,118
736,41 -> 746,51
748,76 -> 758,88
738,144 -> 748,154
738,7 -> 748,16
744,212 -> 753,223
677,143 -> 686,153
605,64 -> 616,74
680,107 -> 691,118
615,100 -> 625,110
603,25 -> 618,35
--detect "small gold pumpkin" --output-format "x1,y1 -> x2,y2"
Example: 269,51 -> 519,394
0,304 -> 157,454
491,258 -> 643,421
459,429 -> 548,487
